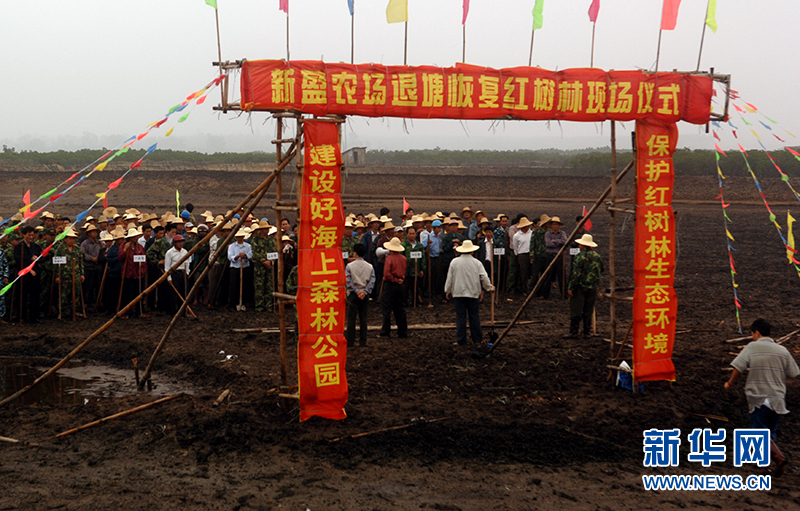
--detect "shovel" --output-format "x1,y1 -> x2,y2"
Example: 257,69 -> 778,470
236,263 -> 246,311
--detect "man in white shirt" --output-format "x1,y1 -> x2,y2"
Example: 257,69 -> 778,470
511,217 -> 533,294
164,234 -> 190,315
444,240 -> 494,346
228,230 -> 252,310
345,244 -> 376,347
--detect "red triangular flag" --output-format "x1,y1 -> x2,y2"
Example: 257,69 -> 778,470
582,205 -> 593,231
130,158 -> 144,169
714,143 -> 727,156
738,144 -> 748,156
49,193 -> 62,202
588,0 -> 600,23
107,176 -> 125,190
22,190 -> 33,219
713,131 -> 720,141
403,198 -> 410,215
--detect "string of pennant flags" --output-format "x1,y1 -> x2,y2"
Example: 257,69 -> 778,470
710,87 -> 800,330
2,74 -> 224,237
0,74 -> 225,297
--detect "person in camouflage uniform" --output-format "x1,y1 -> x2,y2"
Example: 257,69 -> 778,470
147,225 -> 173,312
54,229 -> 85,319
402,226 -> 426,305
250,221 -> 277,312
529,215 -> 549,296
564,234 -> 604,339
341,220 -> 359,265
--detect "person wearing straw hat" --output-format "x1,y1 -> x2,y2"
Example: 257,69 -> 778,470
530,214 -> 551,297
341,220 -> 358,265
228,229 -> 252,310
444,239 -> 494,346
544,216 -> 568,299
461,206 -> 478,241
379,237 -> 409,338
564,234 -> 604,339
440,219 -> 465,300
80,224 -> 104,311
511,217 -> 533,294
54,228 -> 84,321
251,220 -> 277,312
402,226 -> 425,306
102,227 -> 124,315
164,234 -> 190,316
119,227 -> 147,317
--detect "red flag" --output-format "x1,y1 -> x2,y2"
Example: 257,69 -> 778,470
660,0 -> 681,30
714,143 -> 726,156
403,198 -> 410,215
108,176 -> 125,190
279,0 -> 288,13
582,205 -> 592,231
588,0 -> 600,23
22,190 -> 33,219
49,194 -> 62,202
462,0 -> 469,24
130,158 -> 144,169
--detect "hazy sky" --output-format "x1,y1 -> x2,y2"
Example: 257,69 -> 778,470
1,0 -> 797,154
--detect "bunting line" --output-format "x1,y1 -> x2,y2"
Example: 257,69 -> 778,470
713,147 -> 743,333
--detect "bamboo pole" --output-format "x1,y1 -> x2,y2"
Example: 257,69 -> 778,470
480,160 -> 634,357
232,320 -> 543,334
95,263 -> 107,310
71,258 -> 76,322
696,0 -> 710,72
214,8 -> 224,108
528,27 -> 535,67
328,417 -> 449,443
167,280 -> 197,319
590,22 -> 596,67
1,169 -> 284,408
137,165 -> 288,391
46,394 -> 182,440
275,118 -> 289,395
609,120 -> 618,362
350,1 -> 355,65
403,21 -> 408,66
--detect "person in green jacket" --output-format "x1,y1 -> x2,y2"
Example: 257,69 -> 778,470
564,234 -> 604,339
402,226 -> 426,305
54,229 -> 85,319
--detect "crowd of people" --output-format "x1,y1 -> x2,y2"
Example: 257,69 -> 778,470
0,204 -> 603,343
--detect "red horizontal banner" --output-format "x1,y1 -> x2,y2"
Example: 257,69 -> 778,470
241,60 -> 713,124
297,120 -> 348,422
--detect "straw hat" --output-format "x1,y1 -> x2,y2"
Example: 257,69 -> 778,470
345,220 -> 354,228
35,226 -> 44,231
202,210 -> 213,217
540,214 -> 552,225
366,213 -> 378,221
123,213 -> 138,222
222,222 -> 234,230
189,227 -> 198,235
402,220 -> 412,229
448,217 -> 459,225
65,228 -> 79,238
113,226 -> 126,239
475,210 -> 484,216
102,207 -> 118,218
493,213 -> 507,222
125,208 -> 141,216
281,235 -> 292,242
449,212 -> 459,219
461,206 -> 472,213
150,219 -> 160,229
549,216 -> 564,225
124,228 -> 140,239
12,213 -> 23,222
381,222 -> 396,232
379,215 -> 392,223
478,217 -> 490,225
99,231 -> 113,242
456,221 -> 467,230
411,215 -> 423,223
517,217 -> 534,229
354,220 -> 365,229
575,234 -> 598,248
97,215 -> 108,223
234,229 -> 248,238
385,238 -> 405,252
268,226 -> 278,235
40,211 -> 55,220
456,240 -> 481,253
85,224 -> 99,233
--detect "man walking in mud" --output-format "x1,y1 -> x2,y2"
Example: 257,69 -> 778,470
726,318 -> 800,477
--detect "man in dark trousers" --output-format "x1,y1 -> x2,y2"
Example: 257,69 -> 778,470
564,234 -> 603,339
14,226 -> 43,322
378,237 -> 408,338
345,244 -> 376,346
726,318 -> 800,477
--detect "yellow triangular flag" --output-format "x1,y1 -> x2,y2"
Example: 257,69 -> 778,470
788,212 -> 796,263
726,229 -> 734,241
166,127 -> 174,137
95,161 -> 109,171
96,192 -> 106,200
386,0 -> 408,23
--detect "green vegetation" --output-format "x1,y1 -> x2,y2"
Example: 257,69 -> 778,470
3,145 -> 800,178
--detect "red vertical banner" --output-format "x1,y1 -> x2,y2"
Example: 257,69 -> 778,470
633,118 -> 678,382
297,120 -> 348,421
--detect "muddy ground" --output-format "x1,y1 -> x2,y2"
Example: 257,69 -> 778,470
2,170 -> 800,510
